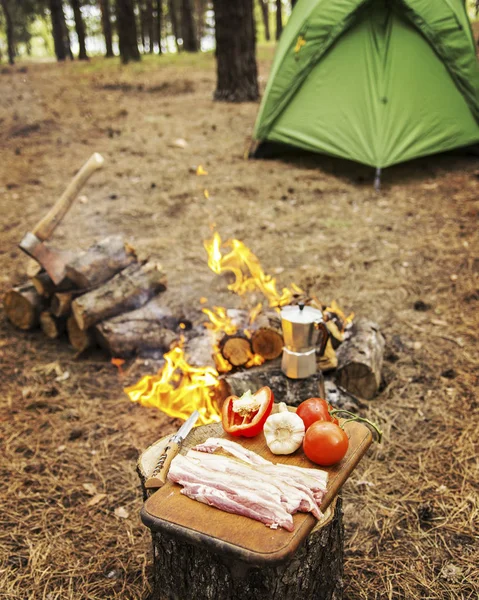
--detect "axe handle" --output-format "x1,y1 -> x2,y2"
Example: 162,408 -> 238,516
33,153 -> 105,241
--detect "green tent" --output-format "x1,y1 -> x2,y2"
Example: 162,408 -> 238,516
252,0 -> 479,169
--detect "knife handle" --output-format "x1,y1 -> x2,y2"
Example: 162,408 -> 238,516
145,440 -> 181,489
33,153 -> 104,241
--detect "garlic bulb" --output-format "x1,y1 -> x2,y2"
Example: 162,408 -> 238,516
263,403 -> 305,455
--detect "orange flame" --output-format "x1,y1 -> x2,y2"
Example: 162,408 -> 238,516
124,343 -> 221,424
324,300 -> 354,331
204,232 -> 303,308
202,306 -> 237,336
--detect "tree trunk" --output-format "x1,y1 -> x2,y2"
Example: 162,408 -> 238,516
212,0 -> 259,102
49,0 -> 72,61
0,0 -> 14,65
70,0 -> 88,59
99,0 -> 114,57
259,0 -> 270,42
275,0 -> 282,40
116,0 -> 141,63
195,0 -> 206,46
156,0 -> 163,53
168,0 -> 180,52
180,0 -> 198,52
146,0 -> 155,52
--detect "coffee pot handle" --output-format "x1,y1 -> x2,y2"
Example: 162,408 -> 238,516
314,322 -> 329,356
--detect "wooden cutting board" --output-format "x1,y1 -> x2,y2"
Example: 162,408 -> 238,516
141,417 -> 372,565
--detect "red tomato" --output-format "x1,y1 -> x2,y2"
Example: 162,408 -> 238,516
303,421 -> 349,466
296,398 -> 338,430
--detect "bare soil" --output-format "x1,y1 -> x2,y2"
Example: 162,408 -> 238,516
0,45 -> 478,599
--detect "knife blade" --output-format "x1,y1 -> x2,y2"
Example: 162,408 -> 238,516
145,410 -> 200,489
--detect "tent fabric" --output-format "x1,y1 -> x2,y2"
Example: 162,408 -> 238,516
253,0 -> 479,168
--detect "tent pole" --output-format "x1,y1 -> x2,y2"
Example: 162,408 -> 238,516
374,167 -> 382,191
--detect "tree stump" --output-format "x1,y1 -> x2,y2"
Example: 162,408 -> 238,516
137,424 -> 344,600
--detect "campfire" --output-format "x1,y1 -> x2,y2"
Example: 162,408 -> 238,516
5,229 -> 382,416
124,231 -> 355,421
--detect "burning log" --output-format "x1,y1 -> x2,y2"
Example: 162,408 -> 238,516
67,315 -> 95,352
184,332 -> 218,369
95,298 -> 179,357
218,333 -> 252,367
334,318 -> 385,400
3,284 -> 44,330
65,235 -> 137,288
39,311 -> 66,339
250,310 -> 283,360
71,262 -> 167,330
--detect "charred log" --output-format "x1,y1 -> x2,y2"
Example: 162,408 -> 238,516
219,334 -> 252,367
223,359 -> 325,406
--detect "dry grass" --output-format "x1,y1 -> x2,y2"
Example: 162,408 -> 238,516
0,45 -> 479,599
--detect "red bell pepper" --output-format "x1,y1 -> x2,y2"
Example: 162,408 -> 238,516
221,387 -> 274,438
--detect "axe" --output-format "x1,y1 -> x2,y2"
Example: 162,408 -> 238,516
19,153 -> 105,284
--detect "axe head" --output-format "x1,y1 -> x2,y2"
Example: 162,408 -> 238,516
19,232 -> 67,284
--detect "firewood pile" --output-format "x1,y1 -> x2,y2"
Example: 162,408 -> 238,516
4,235 -> 386,402
3,235 -> 179,356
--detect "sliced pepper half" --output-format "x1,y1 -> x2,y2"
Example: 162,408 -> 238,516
221,387 -> 274,438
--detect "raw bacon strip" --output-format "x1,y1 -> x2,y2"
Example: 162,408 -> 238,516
180,483 -> 294,531
192,437 -> 328,501
192,437 -> 271,465
168,454 -> 294,529
186,450 -> 322,519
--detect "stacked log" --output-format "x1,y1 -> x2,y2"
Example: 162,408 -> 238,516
3,235 -> 385,400
3,235 -> 172,357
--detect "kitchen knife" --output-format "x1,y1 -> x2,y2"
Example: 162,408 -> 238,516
145,410 -> 200,489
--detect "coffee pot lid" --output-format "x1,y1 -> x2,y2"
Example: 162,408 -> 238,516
280,304 -> 323,324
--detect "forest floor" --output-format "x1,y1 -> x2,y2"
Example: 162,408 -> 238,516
0,42 -> 478,599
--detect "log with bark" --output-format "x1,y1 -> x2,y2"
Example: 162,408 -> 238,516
51,291 -> 83,318
71,262 -> 167,330
222,358 -> 325,406
137,422 -> 344,600
67,315 -> 96,352
65,235 -> 137,289
215,309 -> 283,367
334,318 -> 385,400
3,284 -> 44,330
218,333 -> 252,367
39,311 -> 66,339
95,297 -> 179,356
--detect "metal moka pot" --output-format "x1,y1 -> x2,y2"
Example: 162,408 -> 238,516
280,303 -> 329,379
